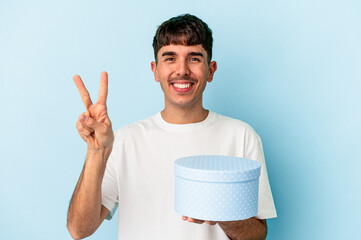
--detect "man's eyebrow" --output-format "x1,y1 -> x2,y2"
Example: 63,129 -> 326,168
161,51 -> 204,57
161,51 -> 176,57
189,52 -> 204,57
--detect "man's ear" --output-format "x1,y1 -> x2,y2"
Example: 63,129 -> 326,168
207,61 -> 217,83
151,61 -> 160,82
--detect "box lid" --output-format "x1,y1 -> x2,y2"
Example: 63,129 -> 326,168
174,155 -> 261,183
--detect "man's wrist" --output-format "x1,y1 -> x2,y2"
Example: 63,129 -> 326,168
87,145 -> 113,162
218,218 -> 267,240
87,145 -> 112,152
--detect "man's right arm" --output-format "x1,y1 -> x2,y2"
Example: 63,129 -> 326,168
67,147 -> 111,239
67,72 -> 114,239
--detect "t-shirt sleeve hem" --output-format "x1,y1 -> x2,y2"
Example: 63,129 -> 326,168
102,198 -> 118,221
254,210 -> 277,220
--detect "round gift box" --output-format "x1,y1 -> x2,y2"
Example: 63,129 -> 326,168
174,155 -> 261,221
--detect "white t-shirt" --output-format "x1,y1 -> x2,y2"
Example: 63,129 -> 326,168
102,111 -> 277,240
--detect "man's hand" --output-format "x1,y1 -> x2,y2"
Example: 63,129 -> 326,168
182,216 -> 217,225
74,71 -> 114,150
182,216 -> 267,240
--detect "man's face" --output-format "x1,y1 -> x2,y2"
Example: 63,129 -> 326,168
151,44 -> 217,110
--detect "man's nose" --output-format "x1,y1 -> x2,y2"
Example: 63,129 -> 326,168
175,60 -> 190,76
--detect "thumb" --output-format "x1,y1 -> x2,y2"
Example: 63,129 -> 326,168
80,114 -> 103,132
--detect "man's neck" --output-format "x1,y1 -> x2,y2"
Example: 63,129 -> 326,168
161,107 -> 209,124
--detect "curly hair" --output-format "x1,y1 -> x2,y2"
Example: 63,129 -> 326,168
152,14 -> 213,63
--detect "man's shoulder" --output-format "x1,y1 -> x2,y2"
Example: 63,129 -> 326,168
114,113 -> 159,136
212,112 -> 261,139
213,112 -> 254,129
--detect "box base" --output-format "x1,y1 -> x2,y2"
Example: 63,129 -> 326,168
174,177 -> 259,221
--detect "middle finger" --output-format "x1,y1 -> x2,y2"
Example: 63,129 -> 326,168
73,75 -> 93,109
187,217 -> 204,224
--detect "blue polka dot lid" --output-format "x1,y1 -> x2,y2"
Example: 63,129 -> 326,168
174,155 -> 261,221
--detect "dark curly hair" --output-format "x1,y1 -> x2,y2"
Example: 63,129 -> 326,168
152,14 -> 213,64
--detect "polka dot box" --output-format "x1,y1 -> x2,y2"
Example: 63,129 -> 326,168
174,155 -> 261,221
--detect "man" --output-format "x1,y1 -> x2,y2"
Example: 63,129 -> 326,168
67,14 -> 276,240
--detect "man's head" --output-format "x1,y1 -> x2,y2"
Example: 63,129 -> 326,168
151,14 -> 217,114
152,14 -> 213,64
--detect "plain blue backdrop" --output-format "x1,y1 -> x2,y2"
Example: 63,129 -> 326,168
1,0 -> 360,239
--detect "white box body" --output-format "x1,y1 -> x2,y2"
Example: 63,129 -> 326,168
174,155 -> 261,221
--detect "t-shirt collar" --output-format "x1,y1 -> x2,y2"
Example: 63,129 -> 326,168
153,110 -> 217,133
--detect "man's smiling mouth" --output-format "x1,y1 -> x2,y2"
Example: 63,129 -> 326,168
170,81 -> 195,93
173,83 -> 193,89
168,75 -> 197,92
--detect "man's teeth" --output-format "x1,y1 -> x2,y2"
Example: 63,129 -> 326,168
173,83 -> 192,89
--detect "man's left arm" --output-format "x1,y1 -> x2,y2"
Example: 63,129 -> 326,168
183,216 -> 267,240
218,217 -> 267,240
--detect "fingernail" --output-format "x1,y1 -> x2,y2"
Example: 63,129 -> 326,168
81,114 -> 88,122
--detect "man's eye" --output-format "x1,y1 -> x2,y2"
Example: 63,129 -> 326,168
190,58 -> 200,62
165,57 -> 175,61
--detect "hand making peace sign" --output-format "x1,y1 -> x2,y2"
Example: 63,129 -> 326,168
73,71 -> 114,150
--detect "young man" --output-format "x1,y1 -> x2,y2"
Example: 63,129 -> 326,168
67,14 -> 276,240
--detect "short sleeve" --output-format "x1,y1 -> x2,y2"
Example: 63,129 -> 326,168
244,127 -> 277,219
101,131 -> 120,220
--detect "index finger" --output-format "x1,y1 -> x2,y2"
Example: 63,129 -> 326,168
73,75 -> 93,109
96,71 -> 108,105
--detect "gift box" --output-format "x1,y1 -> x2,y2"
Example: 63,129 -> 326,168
174,155 -> 261,221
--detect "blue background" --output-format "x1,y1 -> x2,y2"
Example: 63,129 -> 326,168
1,0 -> 360,239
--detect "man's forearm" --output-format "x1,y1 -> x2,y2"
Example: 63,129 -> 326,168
67,147 -> 111,239
218,217 -> 267,240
